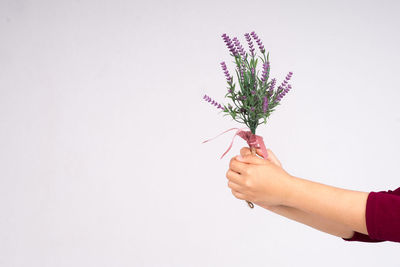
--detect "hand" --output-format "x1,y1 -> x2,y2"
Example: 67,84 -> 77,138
241,147 -> 283,210
226,147 -> 292,207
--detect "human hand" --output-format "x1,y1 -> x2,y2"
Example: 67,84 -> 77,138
226,147 -> 292,207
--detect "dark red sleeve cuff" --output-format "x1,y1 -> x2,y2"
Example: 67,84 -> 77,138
365,190 -> 400,242
343,192 -> 384,242
342,230 -> 384,242
343,189 -> 400,243
342,192 -> 385,242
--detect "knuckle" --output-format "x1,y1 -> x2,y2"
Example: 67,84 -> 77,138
244,178 -> 253,188
232,190 -> 242,199
240,147 -> 249,155
229,158 -> 235,169
231,189 -> 237,197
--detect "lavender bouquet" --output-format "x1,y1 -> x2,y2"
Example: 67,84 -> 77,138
202,31 -> 293,209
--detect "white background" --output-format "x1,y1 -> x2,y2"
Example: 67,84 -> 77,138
1,0 -> 399,266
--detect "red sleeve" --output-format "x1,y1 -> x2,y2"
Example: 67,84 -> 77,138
343,187 -> 400,243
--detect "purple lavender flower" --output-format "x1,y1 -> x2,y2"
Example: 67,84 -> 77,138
276,72 -> 293,101
232,37 -> 246,59
244,33 -> 255,57
250,107 -> 255,112
250,31 -> 265,54
275,82 -> 292,103
261,61 -> 270,83
203,94 -> 225,110
286,72 -> 293,80
268,78 -> 276,95
237,61 -> 246,85
280,71 -> 293,86
220,61 -> 232,84
239,63 -> 245,83
221,33 -> 239,57
251,90 -> 256,95
262,96 -> 269,113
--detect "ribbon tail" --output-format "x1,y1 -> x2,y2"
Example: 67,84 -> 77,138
219,128 -> 244,159
256,135 -> 269,160
202,126 -> 250,159
201,127 -> 240,144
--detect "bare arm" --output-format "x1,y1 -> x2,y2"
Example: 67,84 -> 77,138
258,203 -> 355,238
282,175 -> 369,235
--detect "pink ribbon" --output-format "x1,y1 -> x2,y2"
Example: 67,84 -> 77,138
202,127 -> 269,160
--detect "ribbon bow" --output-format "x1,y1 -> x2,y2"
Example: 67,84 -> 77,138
202,127 -> 268,160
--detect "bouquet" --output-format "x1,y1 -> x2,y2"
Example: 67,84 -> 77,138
202,31 -> 293,209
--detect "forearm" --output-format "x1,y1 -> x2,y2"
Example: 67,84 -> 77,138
282,175 -> 369,235
259,204 -> 354,238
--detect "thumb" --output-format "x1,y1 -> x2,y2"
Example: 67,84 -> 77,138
236,153 -> 267,165
256,148 -> 282,167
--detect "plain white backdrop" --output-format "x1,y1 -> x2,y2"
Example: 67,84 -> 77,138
1,0 -> 400,266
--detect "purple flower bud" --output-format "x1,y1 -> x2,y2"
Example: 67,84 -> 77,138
263,96 -> 269,113
220,61 -> 232,83
261,61 -> 270,82
250,31 -> 265,54
203,94 -> 225,110
232,37 -> 247,59
221,33 -> 239,57
268,78 -> 276,95
279,72 -> 293,91
251,90 -> 256,95
285,72 -> 293,81
250,107 -> 255,112
244,33 -> 255,57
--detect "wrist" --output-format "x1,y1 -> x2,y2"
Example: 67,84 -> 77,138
258,202 -> 282,212
280,174 -> 300,207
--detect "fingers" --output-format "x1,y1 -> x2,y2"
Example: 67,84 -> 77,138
240,147 -> 282,167
226,170 -> 246,199
228,156 -> 248,174
235,153 -> 267,165
240,147 -> 252,157
225,169 -> 243,185
227,179 -> 241,191
240,147 -> 263,158
231,189 -> 246,200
